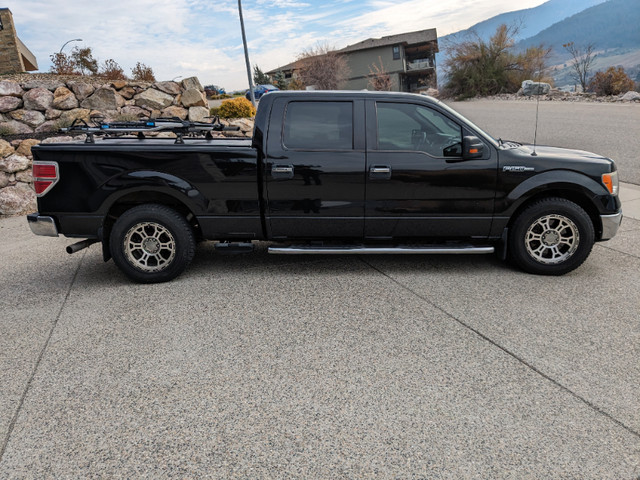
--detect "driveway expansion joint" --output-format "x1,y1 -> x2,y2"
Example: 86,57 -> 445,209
359,257 -> 640,441
0,252 -> 86,463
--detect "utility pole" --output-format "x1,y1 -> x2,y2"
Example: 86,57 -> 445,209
238,0 -> 256,107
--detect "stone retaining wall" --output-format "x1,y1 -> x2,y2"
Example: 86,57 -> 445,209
0,76 -> 254,217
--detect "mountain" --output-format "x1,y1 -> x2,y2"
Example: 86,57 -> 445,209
438,0 -> 608,47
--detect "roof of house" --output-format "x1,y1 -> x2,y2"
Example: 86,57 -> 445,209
266,28 -> 438,75
338,28 -> 438,54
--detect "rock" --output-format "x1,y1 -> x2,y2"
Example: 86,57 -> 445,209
41,136 -> 73,144
134,88 -> 174,110
16,168 -> 33,183
188,106 -> 210,122
9,110 -> 46,128
0,120 -> 34,134
35,121 -> 61,133
59,108 -> 91,125
0,80 -> 23,97
16,139 -> 40,157
119,86 -> 136,100
180,88 -> 207,107
160,105 -> 188,120
45,108 -> 63,120
228,118 -> 254,133
621,91 -> 640,102
0,153 -> 30,173
155,81 -> 181,95
0,96 -> 23,113
0,183 -> 36,215
120,106 -> 150,118
22,79 -> 65,91
182,77 -> 204,92
67,81 -> 95,102
52,87 -> 79,110
23,87 -> 54,111
0,139 -> 15,157
111,80 -> 127,90
521,80 -> 551,96
0,172 -> 10,188
81,88 -> 120,111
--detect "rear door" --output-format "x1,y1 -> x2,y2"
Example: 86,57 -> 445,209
264,97 -> 366,239
364,99 -> 497,239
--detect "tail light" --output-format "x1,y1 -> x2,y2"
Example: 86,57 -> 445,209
33,161 -> 59,197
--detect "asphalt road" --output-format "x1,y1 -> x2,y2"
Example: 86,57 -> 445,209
1,100 -> 640,478
447,99 -> 640,185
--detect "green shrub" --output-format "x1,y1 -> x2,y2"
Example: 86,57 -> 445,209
217,97 -> 256,118
209,107 -> 221,117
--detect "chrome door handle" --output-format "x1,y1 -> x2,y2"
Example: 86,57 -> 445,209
272,165 -> 294,179
369,165 -> 392,179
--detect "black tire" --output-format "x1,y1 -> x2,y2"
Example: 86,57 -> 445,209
508,197 -> 594,275
109,204 -> 196,283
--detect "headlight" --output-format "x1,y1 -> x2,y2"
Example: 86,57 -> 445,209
602,171 -> 618,195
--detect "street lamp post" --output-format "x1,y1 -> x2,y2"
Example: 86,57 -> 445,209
59,38 -> 83,55
238,0 -> 256,107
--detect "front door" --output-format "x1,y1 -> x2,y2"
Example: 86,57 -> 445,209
265,98 -> 366,239
365,100 -> 497,239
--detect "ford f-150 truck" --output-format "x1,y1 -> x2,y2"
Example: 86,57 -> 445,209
28,91 -> 622,283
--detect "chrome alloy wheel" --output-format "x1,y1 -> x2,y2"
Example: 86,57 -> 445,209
123,222 -> 176,272
525,214 -> 579,265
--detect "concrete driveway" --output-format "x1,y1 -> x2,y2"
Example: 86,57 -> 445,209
1,101 -> 639,478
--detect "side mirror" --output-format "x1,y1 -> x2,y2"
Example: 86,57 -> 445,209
462,136 -> 484,160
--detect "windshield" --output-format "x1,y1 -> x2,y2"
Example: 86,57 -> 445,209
434,100 -> 499,147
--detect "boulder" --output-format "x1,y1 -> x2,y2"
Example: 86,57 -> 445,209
161,105 -> 188,120
16,168 -> 32,183
0,80 -> 23,97
16,139 -> 40,157
0,139 -> 15,157
81,88 -> 120,111
155,81 -> 181,95
9,110 -> 46,128
22,79 -> 65,91
111,80 -> 127,90
52,87 -> 79,110
59,108 -> 91,125
23,88 -> 54,111
134,88 -> 174,110
0,153 -> 30,173
119,86 -> 136,100
0,96 -> 23,113
45,109 -> 63,120
0,183 -> 36,215
35,121 -> 61,133
621,91 -> 640,102
521,80 -> 551,96
120,106 -> 150,118
228,118 -> 254,133
188,106 -> 210,122
182,77 -> 204,92
67,81 -> 95,102
180,88 -> 207,107
41,136 -> 73,144
0,172 -> 10,188
0,120 -> 34,134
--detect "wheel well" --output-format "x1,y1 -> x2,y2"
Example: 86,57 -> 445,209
507,189 -> 602,239
103,192 -> 202,247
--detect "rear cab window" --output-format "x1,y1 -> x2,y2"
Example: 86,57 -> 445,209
283,101 -> 353,150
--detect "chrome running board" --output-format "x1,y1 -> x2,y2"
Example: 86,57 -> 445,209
268,245 -> 494,255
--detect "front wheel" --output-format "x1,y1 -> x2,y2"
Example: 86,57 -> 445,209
110,204 -> 196,283
508,198 -> 594,275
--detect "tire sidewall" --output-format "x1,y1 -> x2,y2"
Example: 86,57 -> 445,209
110,204 -> 195,283
509,198 -> 595,275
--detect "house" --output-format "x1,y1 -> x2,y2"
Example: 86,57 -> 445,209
0,8 -> 38,74
266,28 -> 438,93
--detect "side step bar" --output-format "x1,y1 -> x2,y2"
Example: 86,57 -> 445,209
268,245 -> 494,255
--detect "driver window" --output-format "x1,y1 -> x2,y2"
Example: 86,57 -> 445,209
376,103 -> 462,157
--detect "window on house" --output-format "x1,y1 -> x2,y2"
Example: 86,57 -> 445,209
392,46 -> 400,60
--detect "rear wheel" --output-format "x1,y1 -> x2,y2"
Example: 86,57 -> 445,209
110,204 -> 195,283
509,198 -> 594,275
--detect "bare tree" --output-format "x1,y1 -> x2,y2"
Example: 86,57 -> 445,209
49,52 -> 76,75
368,57 -> 393,91
71,47 -> 99,75
296,43 -> 350,90
131,62 -> 156,82
563,42 -> 597,92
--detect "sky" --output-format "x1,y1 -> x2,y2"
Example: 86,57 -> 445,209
7,0 -> 548,91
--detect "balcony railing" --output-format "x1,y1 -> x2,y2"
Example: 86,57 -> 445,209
406,59 -> 434,71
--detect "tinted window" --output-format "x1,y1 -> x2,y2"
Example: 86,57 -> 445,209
393,46 -> 400,60
283,102 -> 353,150
376,103 -> 462,157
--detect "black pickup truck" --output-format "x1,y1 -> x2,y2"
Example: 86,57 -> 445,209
28,91 -> 622,282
